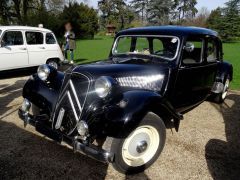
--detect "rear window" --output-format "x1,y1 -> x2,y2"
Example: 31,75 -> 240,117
26,31 -> 43,45
46,33 -> 56,44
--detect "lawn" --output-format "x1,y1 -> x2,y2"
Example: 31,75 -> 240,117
72,36 -> 239,90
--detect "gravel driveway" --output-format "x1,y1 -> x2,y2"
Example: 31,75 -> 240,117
0,76 -> 240,180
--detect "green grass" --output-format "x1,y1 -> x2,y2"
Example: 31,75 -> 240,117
73,36 -> 114,64
223,42 -> 240,90
71,36 -> 239,90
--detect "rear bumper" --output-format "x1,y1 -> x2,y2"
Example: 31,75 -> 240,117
18,109 -> 114,163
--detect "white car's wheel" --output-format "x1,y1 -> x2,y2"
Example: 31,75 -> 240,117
111,112 -> 166,174
47,60 -> 58,69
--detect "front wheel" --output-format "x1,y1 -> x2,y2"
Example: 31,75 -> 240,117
111,113 -> 166,174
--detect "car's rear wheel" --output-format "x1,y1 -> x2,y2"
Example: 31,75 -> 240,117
214,76 -> 230,103
110,112 -> 166,174
47,59 -> 58,69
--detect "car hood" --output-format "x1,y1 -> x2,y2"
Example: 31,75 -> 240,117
72,61 -> 170,80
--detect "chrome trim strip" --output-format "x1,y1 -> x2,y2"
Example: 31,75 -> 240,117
69,80 -> 82,112
55,108 -> 65,129
67,90 -> 78,121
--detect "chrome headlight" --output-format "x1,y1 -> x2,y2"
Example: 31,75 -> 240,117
116,74 -> 164,91
37,64 -> 50,81
94,76 -> 112,98
77,121 -> 88,136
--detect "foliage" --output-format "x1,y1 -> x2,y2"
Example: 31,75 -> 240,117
60,2 -> 99,39
207,0 -> 240,41
98,0 -> 135,30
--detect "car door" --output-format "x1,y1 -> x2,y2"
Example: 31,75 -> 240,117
172,35 -> 218,111
25,31 -> 46,66
0,30 -> 28,71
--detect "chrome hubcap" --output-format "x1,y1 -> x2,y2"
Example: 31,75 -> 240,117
222,79 -> 230,100
122,125 -> 160,167
136,141 -> 148,153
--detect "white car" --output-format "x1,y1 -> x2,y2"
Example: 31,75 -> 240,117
0,26 -> 64,71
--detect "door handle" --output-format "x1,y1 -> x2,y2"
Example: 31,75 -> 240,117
39,47 -> 45,49
19,47 -> 27,50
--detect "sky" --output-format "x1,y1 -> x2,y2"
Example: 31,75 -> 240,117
78,0 -> 229,11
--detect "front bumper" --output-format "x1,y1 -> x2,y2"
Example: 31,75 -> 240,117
18,109 -> 114,163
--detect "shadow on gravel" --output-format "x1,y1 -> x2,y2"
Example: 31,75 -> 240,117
0,80 -> 26,117
0,78 -> 150,179
206,94 -> 240,180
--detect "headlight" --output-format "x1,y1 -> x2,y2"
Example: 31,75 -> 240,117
77,121 -> 88,136
21,98 -> 31,113
94,76 -> 112,98
37,64 -> 50,81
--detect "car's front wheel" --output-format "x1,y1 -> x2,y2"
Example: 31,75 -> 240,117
111,112 -> 166,174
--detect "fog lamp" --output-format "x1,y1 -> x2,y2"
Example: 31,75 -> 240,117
21,98 -> 31,113
77,121 -> 88,136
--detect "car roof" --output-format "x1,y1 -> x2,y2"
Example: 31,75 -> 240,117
117,26 -> 218,37
0,26 -> 52,33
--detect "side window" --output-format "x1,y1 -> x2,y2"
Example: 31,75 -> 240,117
26,31 -> 43,45
2,31 -> 23,46
153,39 -> 164,53
182,38 -> 204,65
207,38 -> 218,62
115,36 -> 131,54
46,33 -> 56,44
135,37 -> 149,54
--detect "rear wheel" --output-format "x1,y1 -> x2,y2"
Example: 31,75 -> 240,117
214,76 -> 230,103
110,112 -> 166,174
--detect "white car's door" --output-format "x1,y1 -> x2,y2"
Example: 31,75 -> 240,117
45,32 -> 63,60
0,30 -> 28,71
25,31 -> 46,66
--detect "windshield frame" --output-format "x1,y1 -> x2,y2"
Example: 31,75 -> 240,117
112,35 -> 181,61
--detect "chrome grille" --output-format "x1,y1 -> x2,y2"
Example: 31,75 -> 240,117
53,73 -> 90,135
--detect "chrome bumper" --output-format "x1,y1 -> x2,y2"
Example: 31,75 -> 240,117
18,109 -> 114,163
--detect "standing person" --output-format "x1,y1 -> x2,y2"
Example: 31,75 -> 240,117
64,22 -> 76,64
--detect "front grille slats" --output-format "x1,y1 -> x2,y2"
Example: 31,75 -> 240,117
53,73 -> 90,135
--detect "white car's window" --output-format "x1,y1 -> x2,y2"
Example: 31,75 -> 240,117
1,31 -> 23,46
46,33 -> 56,44
0,30 -> 2,35
26,31 -> 43,45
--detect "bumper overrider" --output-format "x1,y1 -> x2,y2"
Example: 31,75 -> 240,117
18,99 -> 114,163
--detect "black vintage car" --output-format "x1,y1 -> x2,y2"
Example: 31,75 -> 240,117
19,26 -> 233,174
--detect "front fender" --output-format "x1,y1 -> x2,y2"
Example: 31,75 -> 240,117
103,90 -> 182,138
22,72 -> 64,114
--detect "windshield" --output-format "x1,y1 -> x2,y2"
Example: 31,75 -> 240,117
112,35 -> 180,61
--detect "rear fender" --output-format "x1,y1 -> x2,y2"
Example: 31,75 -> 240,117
216,61 -> 233,82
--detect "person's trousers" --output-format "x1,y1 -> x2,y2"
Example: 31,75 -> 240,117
64,43 -> 74,61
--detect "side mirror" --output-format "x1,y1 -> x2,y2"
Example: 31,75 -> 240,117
184,42 -> 195,53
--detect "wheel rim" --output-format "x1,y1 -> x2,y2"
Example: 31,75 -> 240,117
222,79 -> 230,100
122,125 -> 160,167
48,61 -> 58,69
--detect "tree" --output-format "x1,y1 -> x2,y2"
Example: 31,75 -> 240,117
98,0 -> 134,30
175,0 -> 198,21
130,0 -> 149,23
207,0 -> 240,41
61,2 -> 99,38
147,0 -> 174,25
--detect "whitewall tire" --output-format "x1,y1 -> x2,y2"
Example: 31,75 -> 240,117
110,112 -> 166,174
